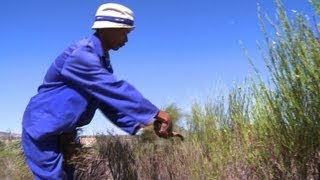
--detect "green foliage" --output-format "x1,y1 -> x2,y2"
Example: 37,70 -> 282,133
0,141 -> 5,151
310,0 -> 320,15
252,0 -> 320,178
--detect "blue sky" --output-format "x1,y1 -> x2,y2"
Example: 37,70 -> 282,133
0,0 -> 315,134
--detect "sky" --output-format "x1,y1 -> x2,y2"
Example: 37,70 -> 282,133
0,0 -> 315,135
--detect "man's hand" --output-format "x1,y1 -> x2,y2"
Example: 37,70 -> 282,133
154,111 -> 172,138
154,110 -> 184,141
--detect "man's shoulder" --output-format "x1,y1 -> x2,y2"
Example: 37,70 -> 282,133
70,34 -> 103,57
65,37 -> 102,65
74,37 -> 96,52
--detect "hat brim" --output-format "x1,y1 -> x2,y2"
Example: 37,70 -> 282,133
92,21 -> 134,29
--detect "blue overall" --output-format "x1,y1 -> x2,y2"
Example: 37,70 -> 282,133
21,33 -> 159,179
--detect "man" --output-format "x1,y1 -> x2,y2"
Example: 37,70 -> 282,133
22,3 -> 173,179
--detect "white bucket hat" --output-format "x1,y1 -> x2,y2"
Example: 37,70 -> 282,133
92,3 -> 134,29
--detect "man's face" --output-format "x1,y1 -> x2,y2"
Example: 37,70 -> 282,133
99,28 -> 131,51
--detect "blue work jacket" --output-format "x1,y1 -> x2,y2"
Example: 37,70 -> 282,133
22,34 -> 159,140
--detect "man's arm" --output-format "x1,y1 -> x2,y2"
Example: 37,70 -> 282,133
61,47 -> 159,126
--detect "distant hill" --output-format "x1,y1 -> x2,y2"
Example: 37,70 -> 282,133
0,131 -> 21,140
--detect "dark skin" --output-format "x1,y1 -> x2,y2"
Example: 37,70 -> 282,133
96,28 -> 131,51
96,28 -> 176,138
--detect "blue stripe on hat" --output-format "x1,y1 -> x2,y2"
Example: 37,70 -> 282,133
95,16 -> 134,26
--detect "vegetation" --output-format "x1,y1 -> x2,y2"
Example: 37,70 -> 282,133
0,0 -> 319,179
0,140 -> 32,179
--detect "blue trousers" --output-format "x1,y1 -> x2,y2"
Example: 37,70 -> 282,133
22,129 -> 74,180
